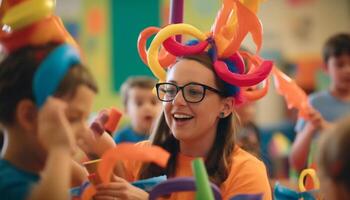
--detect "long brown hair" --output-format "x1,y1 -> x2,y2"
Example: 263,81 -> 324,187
138,53 -> 237,186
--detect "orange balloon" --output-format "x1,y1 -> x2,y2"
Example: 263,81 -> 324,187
242,78 -> 269,101
0,15 -> 80,53
219,0 -> 262,57
211,0 -> 234,37
103,108 -> 122,134
137,26 -> 176,68
98,143 -> 170,184
272,67 -> 312,119
81,143 -> 169,200
240,0 -> 262,13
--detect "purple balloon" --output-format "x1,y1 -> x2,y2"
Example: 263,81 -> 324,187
169,0 -> 184,42
148,177 -> 222,200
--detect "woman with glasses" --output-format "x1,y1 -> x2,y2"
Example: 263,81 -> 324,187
94,1 -> 273,199
94,52 -> 273,200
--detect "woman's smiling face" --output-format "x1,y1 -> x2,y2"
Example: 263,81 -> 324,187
163,59 -> 226,143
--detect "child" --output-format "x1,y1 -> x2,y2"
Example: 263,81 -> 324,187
94,53 -> 273,200
317,116 -> 350,200
114,76 -> 161,143
290,33 -> 350,171
0,43 -> 98,200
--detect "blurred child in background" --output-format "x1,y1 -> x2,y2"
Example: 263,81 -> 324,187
290,33 -> 350,172
114,76 -> 161,143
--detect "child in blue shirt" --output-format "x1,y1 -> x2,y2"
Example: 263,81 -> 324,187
0,44 -> 98,200
114,76 -> 161,143
290,33 -> 350,172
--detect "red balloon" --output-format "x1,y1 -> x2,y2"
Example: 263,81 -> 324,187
214,59 -> 273,87
137,26 -> 176,68
162,36 -> 209,56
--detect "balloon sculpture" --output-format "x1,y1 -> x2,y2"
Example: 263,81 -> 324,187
0,0 -> 82,107
137,0 -> 273,104
138,0 -> 314,118
274,168 -> 320,200
0,0 -> 80,54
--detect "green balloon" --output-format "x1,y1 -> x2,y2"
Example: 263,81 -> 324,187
192,158 -> 215,200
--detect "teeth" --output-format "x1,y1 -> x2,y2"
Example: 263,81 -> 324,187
174,114 -> 192,119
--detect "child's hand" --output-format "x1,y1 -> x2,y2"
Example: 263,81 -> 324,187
78,110 -> 116,159
306,108 -> 332,133
90,109 -> 109,136
38,97 -> 76,153
94,176 -> 148,200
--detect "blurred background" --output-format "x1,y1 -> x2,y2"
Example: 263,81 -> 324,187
53,0 -> 350,180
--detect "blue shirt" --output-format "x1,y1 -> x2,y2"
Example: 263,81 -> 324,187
294,90 -> 350,167
0,159 -> 40,200
295,90 -> 350,132
113,126 -> 149,144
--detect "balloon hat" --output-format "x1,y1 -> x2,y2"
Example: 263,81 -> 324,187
0,0 -> 83,107
138,0 -> 273,103
0,0 -> 79,54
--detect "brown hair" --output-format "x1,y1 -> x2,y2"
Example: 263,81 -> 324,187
138,53 -> 237,186
0,43 -> 98,125
120,76 -> 157,107
318,116 -> 350,190
323,33 -> 350,63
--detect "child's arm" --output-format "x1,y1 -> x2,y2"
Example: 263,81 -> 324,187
290,122 -> 318,171
289,108 -> 328,171
28,97 -> 75,200
29,148 -> 72,200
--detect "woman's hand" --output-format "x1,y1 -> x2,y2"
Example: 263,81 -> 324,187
94,176 -> 148,200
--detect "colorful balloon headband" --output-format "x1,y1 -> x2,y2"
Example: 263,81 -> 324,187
0,0 -> 79,54
33,44 -> 81,107
138,0 -> 273,102
0,0 -> 83,107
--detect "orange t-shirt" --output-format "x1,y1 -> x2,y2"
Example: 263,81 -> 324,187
124,142 -> 272,200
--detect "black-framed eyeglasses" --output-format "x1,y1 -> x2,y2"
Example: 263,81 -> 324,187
156,82 -> 224,103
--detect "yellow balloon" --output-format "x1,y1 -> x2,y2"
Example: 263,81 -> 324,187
2,0 -> 55,30
147,23 -> 207,81
298,168 -> 320,192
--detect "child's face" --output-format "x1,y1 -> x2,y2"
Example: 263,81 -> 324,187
32,85 -> 95,162
126,87 -> 161,134
327,53 -> 350,90
61,85 -> 96,152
